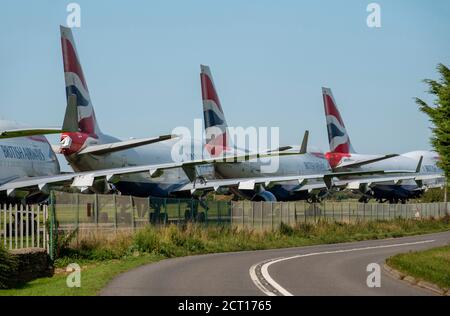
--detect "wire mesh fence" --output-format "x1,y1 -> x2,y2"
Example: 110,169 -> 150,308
2,191 -> 449,256
230,201 -> 450,230
52,191 -> 232,233
51,191 -> 450,233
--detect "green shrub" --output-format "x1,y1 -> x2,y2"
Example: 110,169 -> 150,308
134,227 -> 161,253
0,247 -> 18,289
279,222 -> 295,236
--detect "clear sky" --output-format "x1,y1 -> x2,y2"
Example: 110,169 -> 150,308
1,0 -> 449,171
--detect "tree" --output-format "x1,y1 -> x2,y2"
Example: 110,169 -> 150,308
415,63 -> 450,180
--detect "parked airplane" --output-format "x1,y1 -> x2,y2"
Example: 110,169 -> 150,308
199,65 -> 331,201
322,87 -> 445,203
0,119 -> 63,202
197,65 -> 431,201
0,26 -> 427,205
0,27 -> 329,203
54,28 -> 403,202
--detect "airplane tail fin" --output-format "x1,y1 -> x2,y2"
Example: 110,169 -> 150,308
200,65 -> 229,156
322,87 -> 355,154
60,25 -> 101,138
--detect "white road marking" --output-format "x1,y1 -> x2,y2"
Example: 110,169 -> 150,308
249,239 -> 435,296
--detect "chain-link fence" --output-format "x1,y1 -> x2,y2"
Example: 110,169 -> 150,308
52,191 -> 232,234
231,201 -> 450,230
51,191 -> 450,235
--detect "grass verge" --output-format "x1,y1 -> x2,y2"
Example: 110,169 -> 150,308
387,245 -> 450,290
1,216 -> 450,296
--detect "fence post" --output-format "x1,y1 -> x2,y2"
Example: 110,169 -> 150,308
348,202 -> 351,223
304,203 -> 307,223
251,202 -> 255,229
19,204 -> 23,249
43,205 -> 47,252
362,203 -> 366,222
14,204 -> 18,249
163,198 -> 167,225
8,204 -> 12,250
113,194 -> 118,230
216,201 -> 220,224
25,205 -> 29,248
31,205 -> 35,247
49,191 -> 56,261
177,199 -> 181,225
242,202 -> 245,228
271,202 -> 274,231
205,201 -> 209,225
37,205 -> 40,249
130,195 -> 135,230
94,194 -> 99,227
3,205 -> 6,249
76,193 -> 80,232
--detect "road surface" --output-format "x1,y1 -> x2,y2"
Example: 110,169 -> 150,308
101,230 -> 450,296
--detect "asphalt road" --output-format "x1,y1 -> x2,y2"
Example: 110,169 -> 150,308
101,231 -> 450,296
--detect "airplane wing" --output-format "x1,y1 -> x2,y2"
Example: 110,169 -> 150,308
164,169 -> 418,194
0,150 -> 310,194
173,174 -> 327,194
0,128 -> 63,139
0,146 -> 427,197
334,154 -> 399,170
334,173 -> 445,191
76,135 -> 177,155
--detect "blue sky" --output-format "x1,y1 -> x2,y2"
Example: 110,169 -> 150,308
1,0 -> 449,168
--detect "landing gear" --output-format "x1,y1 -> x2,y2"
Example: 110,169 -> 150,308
307,195 -> 321,204
358,196 -> 370,204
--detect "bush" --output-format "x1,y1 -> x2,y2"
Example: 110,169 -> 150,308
419,188 -> 446,203
0,247 -> 18,289
134,227 -> 161,253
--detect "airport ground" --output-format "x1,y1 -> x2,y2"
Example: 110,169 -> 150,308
1,217 -> 449,296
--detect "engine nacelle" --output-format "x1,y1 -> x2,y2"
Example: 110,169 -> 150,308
251,190 -> 277,202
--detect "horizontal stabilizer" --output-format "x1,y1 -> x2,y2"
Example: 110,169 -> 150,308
334,154 -> 398,170
77,135 -> 177,155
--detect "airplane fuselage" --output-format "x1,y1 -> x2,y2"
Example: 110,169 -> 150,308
327,150 -> 444,202
0,120 -> 60,201
63,131 -> 331,200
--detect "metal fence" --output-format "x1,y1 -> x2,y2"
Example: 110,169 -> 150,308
231,201 -> 450,230
2,192 -> 450,256
52,191 -> 232,233
0,204 -> 50,252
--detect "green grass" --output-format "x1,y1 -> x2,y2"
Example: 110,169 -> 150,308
1,216 -> 450,296
0,254 -> 163,296
387,245 -> 450,290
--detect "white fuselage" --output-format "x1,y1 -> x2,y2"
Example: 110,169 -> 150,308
65,133 -> 331,198
0,120 -> 60,186
338,151 -> 444,199
341,151 -> 442,176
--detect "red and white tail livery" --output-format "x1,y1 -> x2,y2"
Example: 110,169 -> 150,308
60,26 -> 101,140
322,87 -> 355,154
200,65 -> 229,157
